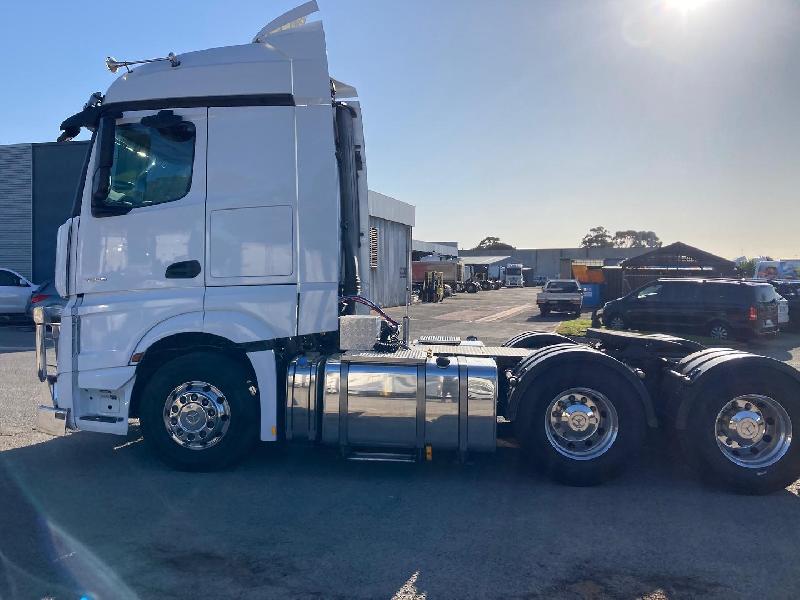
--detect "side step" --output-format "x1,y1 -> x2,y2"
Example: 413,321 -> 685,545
346,450 -> 418,463
79,415 -> 124,424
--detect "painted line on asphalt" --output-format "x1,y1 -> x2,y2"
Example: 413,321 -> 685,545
474,304 -> 535,323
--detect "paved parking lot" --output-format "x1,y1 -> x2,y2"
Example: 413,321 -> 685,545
2,291 -> 800,599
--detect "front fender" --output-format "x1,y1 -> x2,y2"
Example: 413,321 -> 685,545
133,310 -> 280,358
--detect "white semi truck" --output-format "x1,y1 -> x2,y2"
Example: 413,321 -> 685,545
505,264 -> 524,287
34,2 -> 800,493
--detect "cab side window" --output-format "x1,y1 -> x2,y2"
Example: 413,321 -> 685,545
99,120 -> 196,211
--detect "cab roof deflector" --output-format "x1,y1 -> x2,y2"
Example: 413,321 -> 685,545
252,1 -> 320,43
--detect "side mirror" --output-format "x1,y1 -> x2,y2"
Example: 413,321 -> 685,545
91,113 -> 131,217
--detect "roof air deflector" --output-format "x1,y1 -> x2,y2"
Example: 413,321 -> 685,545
252,1 -> 320,42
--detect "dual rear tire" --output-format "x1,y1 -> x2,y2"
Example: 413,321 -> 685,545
514,365 -> 647,486
675,370 -> 800,494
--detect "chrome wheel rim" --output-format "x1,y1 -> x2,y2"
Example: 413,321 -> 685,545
609,316 -> 625,330
710,325 -> 729,340
544,387 -> 619,461
163,381 -> 231,450
714,395 -> 792,469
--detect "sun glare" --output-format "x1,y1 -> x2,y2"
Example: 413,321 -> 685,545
663,0 -> 710,16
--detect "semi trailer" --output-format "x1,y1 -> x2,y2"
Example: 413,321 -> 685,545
34,2 -> 800,493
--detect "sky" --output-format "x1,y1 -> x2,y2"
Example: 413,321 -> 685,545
0,0 -> 798,259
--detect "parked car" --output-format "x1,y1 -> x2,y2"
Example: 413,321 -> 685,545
536,279 -> 583,316
25,280 -> 66,323
532,276 -> 548,287
599,278 -> 779,340
0,267 -> 37,322
770,280 -> 800,330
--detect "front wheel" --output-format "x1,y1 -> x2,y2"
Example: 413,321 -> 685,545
139,352 -> 259,471
607,313 -> 626,330
677,371 -> 800,494
514,365 -> 647,486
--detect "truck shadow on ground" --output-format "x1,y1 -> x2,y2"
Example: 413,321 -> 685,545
1,428 -> 799,600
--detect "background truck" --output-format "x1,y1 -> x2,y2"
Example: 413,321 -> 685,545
505,263 -> 524,287
33,2 -> 800,494
537,279 -> 583,316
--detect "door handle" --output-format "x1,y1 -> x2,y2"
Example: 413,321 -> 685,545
165,260 -> 201,279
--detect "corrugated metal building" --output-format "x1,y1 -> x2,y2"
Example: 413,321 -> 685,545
367,190 -> 415,308
460,246 -> 648,280
0,141 -> 90,281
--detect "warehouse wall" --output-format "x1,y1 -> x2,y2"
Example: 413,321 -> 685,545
368,215 -> 410,308
0,145 -> 32,278
32,141 -> 90,282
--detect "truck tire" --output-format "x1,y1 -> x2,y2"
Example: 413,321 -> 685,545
139,351 -> 259,471
677,370 -> 800,494
539,306 -> 550,317
513,364 -> 646,486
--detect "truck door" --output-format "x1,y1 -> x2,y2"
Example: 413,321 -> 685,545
75,108 -> 207,377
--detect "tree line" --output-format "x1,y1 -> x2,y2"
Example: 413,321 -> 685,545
580,227 -> 662,249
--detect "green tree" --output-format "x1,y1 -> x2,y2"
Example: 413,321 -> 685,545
580,226 -> 613,248
473,236 -> 515,250
612,230 -> 663,248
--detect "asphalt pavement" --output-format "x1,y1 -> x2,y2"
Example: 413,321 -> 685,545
1,290 -> 800,599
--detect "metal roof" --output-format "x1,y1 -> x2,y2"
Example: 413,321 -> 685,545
460,255 -> 510,265
368,190 -> 415,227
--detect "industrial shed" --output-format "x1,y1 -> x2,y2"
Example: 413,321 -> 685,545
0,141 -> 90,281
367,190 -> 415,308
620,241 -> 736,290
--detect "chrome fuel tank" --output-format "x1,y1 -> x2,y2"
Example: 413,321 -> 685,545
286,353 -> 497,453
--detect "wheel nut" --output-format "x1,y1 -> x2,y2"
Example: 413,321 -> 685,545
186,433 -> 195,441
201,398 -> 209,407
179,397 -> 187,404
170,417 -> 177,425
208,409 -> 216,417
207,420 -> 214,429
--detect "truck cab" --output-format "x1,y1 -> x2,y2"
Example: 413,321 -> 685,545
505,263 -> 523,287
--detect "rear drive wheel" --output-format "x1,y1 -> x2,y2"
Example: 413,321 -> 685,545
677,371 -> 800,494
709,321 -> 732,340
139,352 -> 259,471
514,365 -> 646,486
540,306 -> 551,317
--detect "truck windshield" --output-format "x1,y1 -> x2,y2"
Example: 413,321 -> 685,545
507,267 -> 521,276
547,282 -> 579,292
101,121 -> 196,210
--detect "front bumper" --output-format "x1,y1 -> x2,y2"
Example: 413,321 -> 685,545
33,307 -> 66,436
36,405 -> 68,436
